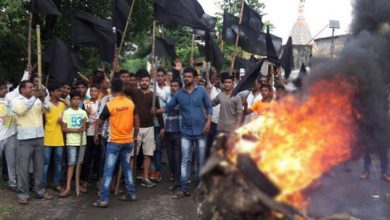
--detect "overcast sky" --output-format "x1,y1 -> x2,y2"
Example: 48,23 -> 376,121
198,0 -> 354,43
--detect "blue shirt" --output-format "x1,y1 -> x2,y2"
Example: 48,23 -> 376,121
164,85 -> 212,138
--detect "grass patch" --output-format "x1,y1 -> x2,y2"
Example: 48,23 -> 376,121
0,204 -> 15,218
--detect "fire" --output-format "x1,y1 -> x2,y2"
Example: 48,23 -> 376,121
232,76 -> 358,208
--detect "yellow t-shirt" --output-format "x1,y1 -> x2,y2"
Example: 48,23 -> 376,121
44,102 -> 66,146
62,108 -> 89,146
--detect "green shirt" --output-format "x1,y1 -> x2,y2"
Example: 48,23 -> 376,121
62,108 -> 88,146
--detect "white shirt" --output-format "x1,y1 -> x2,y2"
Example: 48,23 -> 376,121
210,86 -> 221,124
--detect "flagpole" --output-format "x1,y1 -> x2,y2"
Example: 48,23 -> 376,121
190,34 -> 195,67
117,0 -> 137,55
229,0 -> 245,75
28,13 -> 33,67
152,20 -> 157,109
220,40 -> 224,52
36,25 -> 42,90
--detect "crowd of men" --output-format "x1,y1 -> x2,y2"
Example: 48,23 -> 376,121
0,60 -> 389,208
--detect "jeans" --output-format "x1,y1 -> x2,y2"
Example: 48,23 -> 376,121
43,146 -> 63,187
363,147 -> 389,174
17,138 -> 45,199
100,142 -> 135,202
165,132 -> 181,185
180,135 -> 207,192
153,126 -> 163,173
0,135 -> 17,187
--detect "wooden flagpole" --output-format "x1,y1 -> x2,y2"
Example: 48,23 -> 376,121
28,13 -> 33,67
117,0 -> 137,55
152,20 -> 157,109
190,34 -> 195,67
229,0 -> 245,75
36,25 -> 42,89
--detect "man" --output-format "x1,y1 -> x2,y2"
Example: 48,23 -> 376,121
128,73 -> 138,89
93,79 -> 140,208
151,68 -> 170,181
206,73 -> 221,159
245,84 -> 273,116
118,70 -> 131,84
60,83 -> 71,106
155,67 -> 212,199
76,81 -> 90,107
0,81 -> 17,192
211,75 -> 243,135
12,80 -> 52,204
165,79 -> 182,189
127,70 -> 164,188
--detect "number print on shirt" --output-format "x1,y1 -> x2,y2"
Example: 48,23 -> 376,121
71,116 -> 83,127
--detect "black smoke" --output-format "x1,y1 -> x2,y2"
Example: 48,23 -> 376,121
306,0 -> 390,153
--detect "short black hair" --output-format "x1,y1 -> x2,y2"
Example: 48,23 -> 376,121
275,84 -> 285,91
61,82 -> 71,87
183,67 -> 197,77
129,72 -> 136,78
90,84 -> 100,90
171,78 -> 183,88
119,69 -> 130,75
222,75 -> 235,83
136,69 -> 149,78
47,82 -> 62,92
111,79 -> 124,93
19,80 -> 32,94
76,80 -> 89,88
69,90 -> 82,99
156,68 -> 167,75
260,83 -> 272,91
0,80 -> 6,87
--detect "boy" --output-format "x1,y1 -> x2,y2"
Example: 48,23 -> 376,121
81,84 -> 101,190
60,90 -> 89,197
43,82 -> 67,193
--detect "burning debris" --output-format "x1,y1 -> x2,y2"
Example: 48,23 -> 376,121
197,0 -> 390,219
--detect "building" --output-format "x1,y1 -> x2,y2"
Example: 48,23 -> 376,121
314,34 -> 350,57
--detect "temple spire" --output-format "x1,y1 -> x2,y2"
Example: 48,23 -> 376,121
298,0 -> 306,22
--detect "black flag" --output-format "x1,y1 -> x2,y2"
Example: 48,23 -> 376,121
242,3 -> 263,31
30,0 -> 62,16
233,60 -> 264,96
280,37 -> 294,79
193,14 -> 217,36
155,37 -> 177,59
198,43 -> 205,57
44,38 -> 83,85
112,0 -> 133,33
294,62 -> 307,89
153,0 -> 210,30
222,12 -> 239,44
266,26 -> 280,65
234,57 -> 259,73
205,32 -> 224,71
71,10 -> 116,63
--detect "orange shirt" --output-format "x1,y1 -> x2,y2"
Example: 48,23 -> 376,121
99,96 -> 137,144
250,100 -> 273,115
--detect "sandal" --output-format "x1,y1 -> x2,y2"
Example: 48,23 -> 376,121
53,186 -> 65,193
92,200 -> 108,208
17,197 -> 28,205
171,190 -> 190,199
59,191 -> 72,198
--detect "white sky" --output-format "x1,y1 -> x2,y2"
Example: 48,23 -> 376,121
199,0 -> 354,43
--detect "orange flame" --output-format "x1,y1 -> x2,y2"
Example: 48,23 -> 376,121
232,76 -> 358,208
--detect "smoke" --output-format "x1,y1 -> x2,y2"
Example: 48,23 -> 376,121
306,0 -> 390,152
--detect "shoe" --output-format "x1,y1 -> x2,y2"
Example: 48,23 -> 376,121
92,200 -> 108,208
119,195 -> 137,201
141,178 -> 156,188
154,172 -> 162,182
382,174 -> 390,182
360,172 -> 369,180
168,185 -> 178,191
36,192 -> 54,200
171,190 -> 190,199
149,172 -> 157,181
